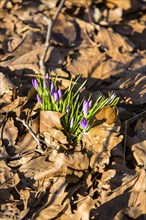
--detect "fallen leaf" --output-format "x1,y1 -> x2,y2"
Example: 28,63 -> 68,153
40,111 -> 64,132
131,119 -> 146,166
44,128 -> 68,145
125,169 -> 146,218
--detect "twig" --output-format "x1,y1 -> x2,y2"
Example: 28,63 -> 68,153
16,117 -> 44,155
39,0 -> 66,77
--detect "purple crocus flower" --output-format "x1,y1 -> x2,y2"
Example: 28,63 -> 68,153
53,91 -> 59,102
53,89 -> 62,103
32,78 -> 39,90
36,94 -> 42,105
80,118 -> 89,131
83,99 -> 92,118
58,88 -> 62,100
70,117 -> 74,128
46,73 -> 49,79
50,81 -> 55,96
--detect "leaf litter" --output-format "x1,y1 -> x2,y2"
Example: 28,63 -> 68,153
0,0 -> 146,219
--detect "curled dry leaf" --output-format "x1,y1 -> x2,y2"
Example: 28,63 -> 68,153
0,117 -> 18,152
0,96 -> 27,114
95,106 -> 118,125
40,111 -> 64,133
131,119 -> 146,166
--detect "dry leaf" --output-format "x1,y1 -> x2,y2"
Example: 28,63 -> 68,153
131,119 -> 146,166
125,169 -> 146,218
84,124 -> 123,172
0,117 -> 18,151
0,72 -> 16,97
40,111 -> 64,132
44,128 -> 68,145
75,195 -> 95,220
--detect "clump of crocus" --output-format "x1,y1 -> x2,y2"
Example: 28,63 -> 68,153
32,74 -> 119,141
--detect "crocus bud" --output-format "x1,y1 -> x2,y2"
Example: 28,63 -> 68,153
36,94 -> 42,105
80,118 -> 88,131
32,79 -> 39,90
50,81 -> 55,96
83,99 -> 92,118
58,88 -> 62,100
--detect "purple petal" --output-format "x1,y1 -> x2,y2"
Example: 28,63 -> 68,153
51,81 -> 55,93
80,118 -> 88,131
58,88 -> 62,100
45,73 -> 49,79
83,100 -> 89,117
54,91 -> 59,102
89,100 -> 92,108
36,94 -> 42,104
32,78 -> 39,90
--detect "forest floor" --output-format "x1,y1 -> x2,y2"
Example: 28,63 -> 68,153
0,0 -> 146,219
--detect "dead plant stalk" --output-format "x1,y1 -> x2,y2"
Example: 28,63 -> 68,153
39,0 -> 66,77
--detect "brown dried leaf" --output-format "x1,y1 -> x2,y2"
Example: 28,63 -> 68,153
0,72 -> 16,97
0,117 -> 18,150
95,106 -> 117,124
108,71 -> 146,105
105,0 -> 131,10
0,96 -> 26,114
49,151 -> 89,171
96,161 -> 138,219
132,119 -> 146,166
0,161 -> 20,189
84,124 -> 122,173
75,195 -> 95,220
40,111 -> 64,132
44,128 -> 68,145
97,28 -> 134,53
126,169 -> 146,218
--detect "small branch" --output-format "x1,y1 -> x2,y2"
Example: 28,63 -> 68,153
39,0 -> 66,77
16,117 -> 44,155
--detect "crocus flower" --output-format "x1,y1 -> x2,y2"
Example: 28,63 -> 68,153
53,89 -> 62,103
50,81 -> 55,96
36,94 -> 42,105
32,79 -> 39,90
83,99 -> 92,118
80,118 -> 89,131
58,88 -> 62,100
70,117 -> 74,128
